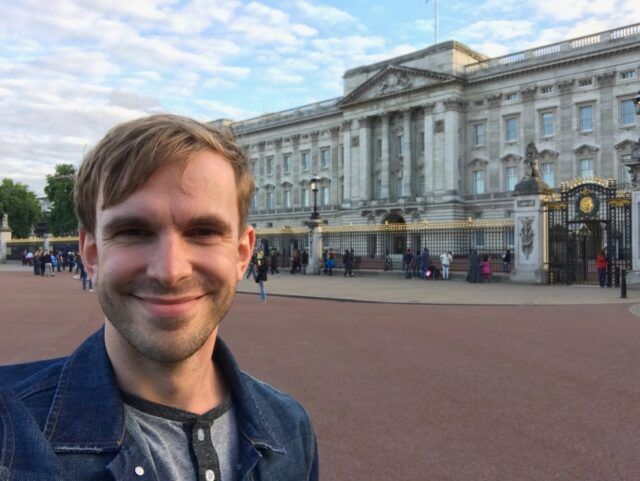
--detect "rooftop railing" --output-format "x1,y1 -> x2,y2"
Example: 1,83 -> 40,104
465,23 -> 640,75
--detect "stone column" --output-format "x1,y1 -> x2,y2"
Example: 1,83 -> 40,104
329,126 -> 340,206
423,103 -> 435,196
521,87 -> 537,143
291,134 -> 301,205
358,117 -> 372,201
597,72 -> 616,177
306,218 -> 326,275
443,98 -> 463,195
342,121 -> 352,207
274,138 -> 282,208
624,131 -> 640,285
486,93 -> 502,191
401,109 -> 412,198
0,214 -> 12,263
511,195 -> 548,283
380,113 -> 390,200
557,80 -> 575,181
310,130 -> 320,174
257,141 -> 266,209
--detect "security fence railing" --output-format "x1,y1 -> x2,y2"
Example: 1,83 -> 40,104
255,220 -> 515,273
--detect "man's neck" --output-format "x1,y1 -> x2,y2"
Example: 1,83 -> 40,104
104,322 -> 225,415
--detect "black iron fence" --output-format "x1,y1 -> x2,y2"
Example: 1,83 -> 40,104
255,220 -> 515,273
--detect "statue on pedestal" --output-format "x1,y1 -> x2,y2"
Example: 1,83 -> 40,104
514,141 -> 550,195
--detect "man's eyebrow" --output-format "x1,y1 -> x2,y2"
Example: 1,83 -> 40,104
187,216 -> 233,235
102,216 -> 154,236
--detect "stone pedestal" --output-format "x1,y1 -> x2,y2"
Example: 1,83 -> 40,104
0,214 -> 12,264
511,194 -> 548,284
627,190 -> 640,285
306,218 -> 327,275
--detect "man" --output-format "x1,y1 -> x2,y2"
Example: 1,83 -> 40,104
0,115 -> 318,480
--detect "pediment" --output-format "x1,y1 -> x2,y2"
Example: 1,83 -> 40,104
338,66 -> 452,106
615,139 -> 637,151
469,157 -> 489,167
573,144 -> 599,156
500,153 -> 523,164
539,149 -> 559,159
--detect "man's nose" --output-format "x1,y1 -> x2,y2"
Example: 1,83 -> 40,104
147,233 -> 192,286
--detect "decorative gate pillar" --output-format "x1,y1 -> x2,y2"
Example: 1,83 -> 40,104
0,214 -> 12,263
624,91 -> 640,285
511,142 -> 551,284
306,218 -> 326,275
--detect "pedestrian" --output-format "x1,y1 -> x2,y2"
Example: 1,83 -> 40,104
67,249 -> 75,273
56,250 -> 63,272
503,249 -> 511,273
270,249 -> 280,275
596,249 -> 607,288
342,249 -> 353,277
291,249 -> 301,274
325,247 -> 336,276
480,254 -> 492,282
245,251 -> 257,280
77,254 -> 94,291
413,251 -> 422,279
0,114 -> 318,480
440,251 -> 452,280
421,248 -> 430,280
301,249 -> 309,274
403,248 -> 413,279
32,249 -> 40,276
43,250 -> 53,277
256,250 -> 269,302
467,249 -> 480,283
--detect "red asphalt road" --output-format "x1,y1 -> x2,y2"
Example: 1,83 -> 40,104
1,270 -> 640,481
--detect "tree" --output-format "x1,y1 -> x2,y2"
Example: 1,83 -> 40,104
0,178 -> 41,238
45,164 -> 78,236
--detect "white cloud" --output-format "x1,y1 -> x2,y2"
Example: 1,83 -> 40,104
461,20 -> 535,41
295,1 -> 357,25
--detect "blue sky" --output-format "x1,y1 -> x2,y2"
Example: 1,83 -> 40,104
1,0 -> 639,196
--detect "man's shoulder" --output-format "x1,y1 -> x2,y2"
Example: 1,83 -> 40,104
239,370 -> 311,424
0,357 -> 66,395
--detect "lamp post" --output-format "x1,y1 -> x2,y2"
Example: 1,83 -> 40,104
310,173 -> 320,220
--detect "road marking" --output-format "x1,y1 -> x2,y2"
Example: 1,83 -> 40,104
628,304 -> 640,317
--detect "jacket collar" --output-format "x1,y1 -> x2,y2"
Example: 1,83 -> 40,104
44,327 -> 284,454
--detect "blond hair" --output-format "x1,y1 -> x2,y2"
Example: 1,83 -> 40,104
75,114 -> 254,235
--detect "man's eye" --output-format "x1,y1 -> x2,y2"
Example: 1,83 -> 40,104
188,228 -> 219,237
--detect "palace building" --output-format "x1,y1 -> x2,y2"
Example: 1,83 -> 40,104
214,23 -> 640,228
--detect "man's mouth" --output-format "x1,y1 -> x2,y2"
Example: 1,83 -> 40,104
131,294 -> 207,317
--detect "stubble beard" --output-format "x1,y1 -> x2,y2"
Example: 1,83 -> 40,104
96,275 -> 236,363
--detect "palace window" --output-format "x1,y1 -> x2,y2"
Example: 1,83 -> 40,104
321,186 -> 329,206
579,158 -> 594,178
283,154 -> 291,174
396,176 -> 403,198
284,190 -> 292,208
473,170 -> 485,194
266,156 -> 273,175
620,70 -> 636,80
505,166 -> 518,191
375,177 -> 382,199
621,100 -> 636,126
473,122 -> 485,146
320,148 -> 330,169
252,193 -> 258,211
505,117 -> 518,142
542,162 -> 555,188
266,192 -> 274,210
302,188 -> 309,208
301,151 -> 310,171
541,111 -> 555,138
578,78 -> 593,87
579,105 -> 593,132
418,175 -> 425,196
540,85 -> 554,95
505,92 -> 519,101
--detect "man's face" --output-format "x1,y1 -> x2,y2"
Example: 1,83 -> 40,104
80,150 -> 254,363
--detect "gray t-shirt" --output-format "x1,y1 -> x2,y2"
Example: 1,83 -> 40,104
123,392 -> 239,481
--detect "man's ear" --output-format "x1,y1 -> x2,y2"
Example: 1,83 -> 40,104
236,225 -> 256,281
79,229 -> 98,279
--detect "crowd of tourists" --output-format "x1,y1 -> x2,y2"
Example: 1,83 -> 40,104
20,248 -> 94,291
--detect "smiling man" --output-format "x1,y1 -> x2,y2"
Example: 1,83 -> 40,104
0,115 -> 318,481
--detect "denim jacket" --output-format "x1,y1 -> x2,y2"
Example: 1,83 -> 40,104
0,328 -> 318,481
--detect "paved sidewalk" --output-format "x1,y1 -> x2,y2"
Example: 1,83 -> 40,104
4,261 -> 635,305
238,271 -> 639,305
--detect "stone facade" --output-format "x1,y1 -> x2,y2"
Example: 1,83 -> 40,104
218,23 -> 640,228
